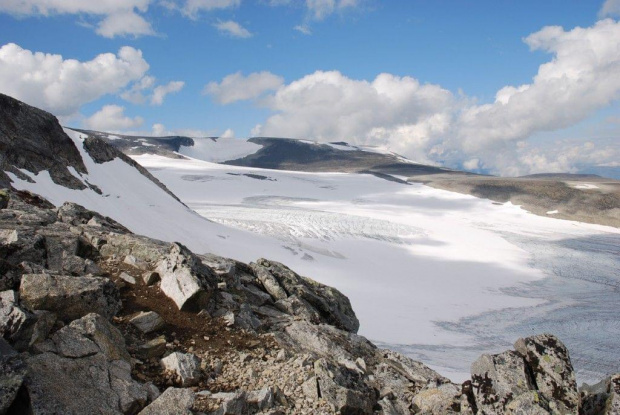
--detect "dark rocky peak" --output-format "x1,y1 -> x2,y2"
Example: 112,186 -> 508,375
0,93 -> 87,190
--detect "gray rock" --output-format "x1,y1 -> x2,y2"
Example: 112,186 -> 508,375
470,350 -> 533,413
504,391 -> 551,414
411,383 -> 462,414
0,290 -> 36,350
137,336 -> 167,359
130,311 -> 165,334
247,387 -> 275,411
607,374 -> 620,414
119,272 -> 137,285
160,352 -> 201,386
0,338 -> 26,414
156,243 -> 217,311
25,313 -> 148,414
301,377 -> 319,400
211,391 -> 247,415
124,255 -> 149,270
138,387 -> 194,415
19,273 -> 121,321
142,271 -> 160,286
251,259 -> 359,333
313,358 -> 375,414
514,334 -> 579,414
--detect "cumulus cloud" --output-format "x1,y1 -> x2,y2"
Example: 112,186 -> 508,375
180,0 -> 240,18
0,43 -> 149,116
305,0 -> 360,20
0,0 -> 156,38
240,19 -> 620,175
151,81 -> 185,105
599,0 -> 620,17
214,20 -> 253,38
83,105 -> 144,131
204,71 -> 285,104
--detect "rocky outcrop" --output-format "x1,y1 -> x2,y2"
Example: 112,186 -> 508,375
251,258 -> 359,333
0,188 -> 617,414
156,243 -> 217,311
0,93 -> 87,189
19,273 -> 121,321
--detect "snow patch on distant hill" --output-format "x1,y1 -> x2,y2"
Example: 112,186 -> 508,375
178,137 -> 263,162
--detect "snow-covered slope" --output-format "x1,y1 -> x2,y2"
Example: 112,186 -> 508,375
132,152 -> 620,383
177,136 -> 263,162
6,128 -> 293,263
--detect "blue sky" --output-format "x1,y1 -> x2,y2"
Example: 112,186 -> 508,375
0,0 -> 619,176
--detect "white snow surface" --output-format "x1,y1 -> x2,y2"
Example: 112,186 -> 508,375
131,153 -> 620,381
6,129 -> 293,263
178,137 -> 262,163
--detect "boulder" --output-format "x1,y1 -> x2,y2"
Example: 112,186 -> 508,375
160,352 -> 201,386
411,383 -> 462,414
0,338 -> 26,414
210,391 -> 247,415
138,387 -> 194,415
136,336 -> 167,359
313,358 -> 375,414
247,387 -> 275,411
129,311 -> 165,334
0,290 -> 36,350
504,391 -> 551,414
607,374 -> 620,414
514,334 -> 579,414
155,243 -> 217,311
19,273 -> 121,321
119,272 -> 137,285
25,313 -> 148,414
142,271 -> 160,286
251,259 -> 359,333
470,350 -> 534,413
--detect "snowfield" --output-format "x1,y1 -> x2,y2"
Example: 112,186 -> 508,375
133,153 -> 620,383
6,131 -> 620,383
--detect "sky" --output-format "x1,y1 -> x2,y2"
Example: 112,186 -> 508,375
0,0 -> 619,177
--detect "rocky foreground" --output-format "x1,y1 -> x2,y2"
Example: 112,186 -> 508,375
0,188 -> 619,415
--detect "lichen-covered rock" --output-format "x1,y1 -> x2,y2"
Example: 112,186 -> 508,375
313,358 -> 375,414
514,334 -> 579,414
160,352 -> 201,386
137,336 -> 167,359
25,313 -> 148,414
156,243 -> 217,311
0,290 -> 36,350
19,273 -> 121,321
412,383 -> 462,414
251,259 -> 359,333
504,391 -> 551,414
0,338 -> 26,414
138,387 -> 194,415
471,350 -> 534,413
606,374 -> 620,414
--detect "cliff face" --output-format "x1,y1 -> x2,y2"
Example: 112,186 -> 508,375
0,93 -> 87,190
0,189 -> 618,415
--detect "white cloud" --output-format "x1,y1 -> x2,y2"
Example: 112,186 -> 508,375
214,20 -> 253,38
599,0 -> 620,17
151,81 -> 185,105
294,24 -> 312,35
83,105 -> 144,131
181,0 -> 240,18
96,10 -> 156,38
243,19 -> 620,175
0,43 -> 149,116
120,77 -> 184,105
454,19 -> 620,153
150,123 -> 217,137
0,0 -> 156,38
305,0 -> 359,19
204,71 -> 284,104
